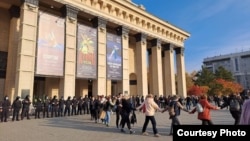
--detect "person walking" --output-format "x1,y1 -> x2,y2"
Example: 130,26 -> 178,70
136,94 -> 162,137
220,93 -> 243,125
189,94 -> 220,125
119,95 -> 135,134
239,99 -> 250,125
163,95 -> 189,136
103,96 -> 115,127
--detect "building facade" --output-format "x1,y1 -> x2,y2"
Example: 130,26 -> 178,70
0,0 -> 190,102
203,51 -> 250,90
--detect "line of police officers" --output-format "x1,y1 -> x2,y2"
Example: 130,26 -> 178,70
0,95 -> 91,122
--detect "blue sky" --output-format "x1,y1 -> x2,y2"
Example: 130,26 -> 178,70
132,0 -> 250,73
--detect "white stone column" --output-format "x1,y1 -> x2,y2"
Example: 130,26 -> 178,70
5,5 -> 20,102
117,26 -> 129,95
61,5 -> 79,99
15,0 -> 39,102
92,17 -> 107,96
162,43 -> 176,96
150,39 -> 163,96
135,33 -> 148,97
176,47 -> 187,98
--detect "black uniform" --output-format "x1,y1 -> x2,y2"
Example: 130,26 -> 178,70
83,96 -> 90,114
35,99 -> 43,119
43,97 -> 50,118
58,97 -> 65,117
1,96 -> 11,122
21,95 -> 31,120
64,97 -> 71,116
12,96 -> 22,121
71,97 -> 78,115
51,96 -> 59,117
77,97 -> 84,115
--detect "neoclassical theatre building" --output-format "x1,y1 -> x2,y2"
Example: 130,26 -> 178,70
0,0 -> 190,102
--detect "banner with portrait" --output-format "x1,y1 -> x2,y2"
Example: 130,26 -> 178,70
76,24 -> 97,78
36,12 -> 65,76
106,33 -> 122,80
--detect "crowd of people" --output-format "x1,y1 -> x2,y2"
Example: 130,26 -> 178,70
0,92 -> 250,137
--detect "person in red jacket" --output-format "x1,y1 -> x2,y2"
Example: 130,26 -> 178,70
189,94 -> 220,125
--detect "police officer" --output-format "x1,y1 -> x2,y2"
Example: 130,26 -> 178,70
21,95 -> 31,120
35,98 -> 43,119
43,96 -> 50,118
51,95 -> 59,117
71,96 -> 78,116
64,96 -> 71,116
58,96 -> 64,117
77,96 -> 83,115
1,96 -> 11,122
12,96 -> 22,121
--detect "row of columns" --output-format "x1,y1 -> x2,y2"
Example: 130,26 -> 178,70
5,0 -> 187,102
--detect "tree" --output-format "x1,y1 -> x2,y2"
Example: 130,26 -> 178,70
186,71 -> 197,90
214,66 -> 234,81
215,78 -> 243,95
194,67 -> 215,86
187,85 -> 209,96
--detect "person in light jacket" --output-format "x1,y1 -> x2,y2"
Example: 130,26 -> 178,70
136,94 -> 162,137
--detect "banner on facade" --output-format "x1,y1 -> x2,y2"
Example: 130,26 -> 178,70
76,24 -> 97,78
106,33 -> 122,80
36,12 -> 65,76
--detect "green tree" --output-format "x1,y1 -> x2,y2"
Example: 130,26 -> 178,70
214,66 -> 234,81
194,67 -> 215,86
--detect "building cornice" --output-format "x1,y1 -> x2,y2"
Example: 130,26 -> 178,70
54,0 -> 190,47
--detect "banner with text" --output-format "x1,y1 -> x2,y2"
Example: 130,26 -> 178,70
76,24 -> 97,78
36,12 -> 65,76
106,33 -> 122,80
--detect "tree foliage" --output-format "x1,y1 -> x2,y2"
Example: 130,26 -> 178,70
214,66 -> 234,81
190,66 -> 243,96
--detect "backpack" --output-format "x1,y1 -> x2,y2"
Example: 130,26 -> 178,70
196,103 -> 203,113
229,99 -> 240,111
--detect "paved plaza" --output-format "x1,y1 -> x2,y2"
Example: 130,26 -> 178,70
0,109 -> 234,141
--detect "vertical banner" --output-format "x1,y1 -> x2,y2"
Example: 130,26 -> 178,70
106,33 -> 122,80
36,12 -> 65,76
76,24 -> 97,78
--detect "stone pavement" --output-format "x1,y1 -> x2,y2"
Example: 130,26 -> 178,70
0,109 -> 234,141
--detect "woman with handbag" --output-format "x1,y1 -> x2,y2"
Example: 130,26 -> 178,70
189,94 -> 220,125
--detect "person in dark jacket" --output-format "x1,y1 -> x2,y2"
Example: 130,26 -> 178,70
1,96 -> 11,122
34,98 -> 43,119
64,96 -> 71,116
115,93 -> 123,128
43,96 -> 50,118
12,96 -> 22,121
77,96 -> 84,115
119,95 -> 135,134
21,95 -> 31,120
220,93 -> 243,125
58,96 -> 65,117
71,96 -> 78,116
51,95 -> 59,117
